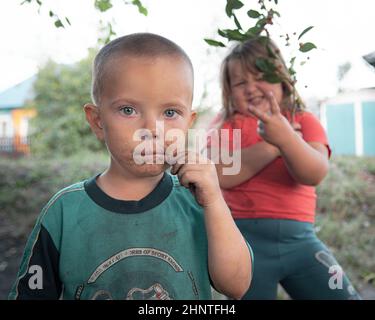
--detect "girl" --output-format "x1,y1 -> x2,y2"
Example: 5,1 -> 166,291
208,37 -> 361,300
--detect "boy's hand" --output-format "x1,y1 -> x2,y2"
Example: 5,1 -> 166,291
169,151 -> 222,208
249,91 -> 297,148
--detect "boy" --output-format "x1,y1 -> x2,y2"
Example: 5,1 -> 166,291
9,33 -> 252,300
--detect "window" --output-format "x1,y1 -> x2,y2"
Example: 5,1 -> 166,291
1,122 -> 6,138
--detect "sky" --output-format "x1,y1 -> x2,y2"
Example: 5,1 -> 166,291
0,0 -> 374,109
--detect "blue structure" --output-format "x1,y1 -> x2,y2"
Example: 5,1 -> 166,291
321,89 -> 375,156
320,52 -> 375,157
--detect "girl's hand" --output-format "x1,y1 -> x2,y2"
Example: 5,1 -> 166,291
169,151 -> 223,208
291,122 -> 303,139
248,91 -> 297,148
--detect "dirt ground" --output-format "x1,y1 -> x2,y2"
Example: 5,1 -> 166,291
1,213 -> 374,300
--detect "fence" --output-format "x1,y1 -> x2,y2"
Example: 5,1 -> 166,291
0,136 -> 31,154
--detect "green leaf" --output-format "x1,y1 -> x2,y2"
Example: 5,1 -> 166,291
246,26 -> 262,37
247,9 -> 261,18
36,0 -> 42,6
204,39 -> 226,47
298,26 -> 314,40
220,29 -> 247,41
256,17 -> 267,28
288,67 -> 296,76
299,42 -> 317,53
289,57 -> 296,74
95,0 -> 113,12
262,73 -> 282,84
65,17 -> 71,26
132,0 -> 148,16
54,19 -> 64,28
49,10 -> 54,17
255,58 -> 276,73
266,45 -> 277,59
233,13 -> 242,30
218,29 -> 227,38
270,9 -> 281,17
288,57 -> 297,76
225,0 -> 244,18
100,21 -> 117,44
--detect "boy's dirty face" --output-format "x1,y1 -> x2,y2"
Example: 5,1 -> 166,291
93,55 -> 195,178
228,59 -> 283,116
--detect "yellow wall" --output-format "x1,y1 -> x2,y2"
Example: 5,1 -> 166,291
11,108 -> 37,153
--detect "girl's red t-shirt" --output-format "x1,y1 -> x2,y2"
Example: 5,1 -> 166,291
209,111 -> 331,223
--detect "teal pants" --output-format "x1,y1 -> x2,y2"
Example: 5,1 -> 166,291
235,219 -> 361,300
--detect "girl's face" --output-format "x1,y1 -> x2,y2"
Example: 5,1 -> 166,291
228,59 -> 283,116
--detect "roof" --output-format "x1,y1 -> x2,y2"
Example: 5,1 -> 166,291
0,75 -> 36,110
363,51 -> 375,69
339,57 -> 375,91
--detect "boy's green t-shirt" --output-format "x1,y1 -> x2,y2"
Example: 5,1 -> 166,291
9,172 -> 213,300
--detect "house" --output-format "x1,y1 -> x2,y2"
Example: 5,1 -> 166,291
320,53 -> 375,156
0,76 -> 37,154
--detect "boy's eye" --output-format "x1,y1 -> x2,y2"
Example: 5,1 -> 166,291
164,109 -> 177,118
120,106 -> 136,116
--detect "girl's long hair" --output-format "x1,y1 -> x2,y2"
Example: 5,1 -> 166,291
220,37 -> 305,124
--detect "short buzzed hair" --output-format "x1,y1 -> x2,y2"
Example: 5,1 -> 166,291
91,33 -> 194,105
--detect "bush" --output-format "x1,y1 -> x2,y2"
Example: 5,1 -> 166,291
29,52 -> 105,157
0,152 -> 108,235
316,156 -> 375,291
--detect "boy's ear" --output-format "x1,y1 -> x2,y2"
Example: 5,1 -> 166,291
83,103 -> 104,141
188,111 -> 197,128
